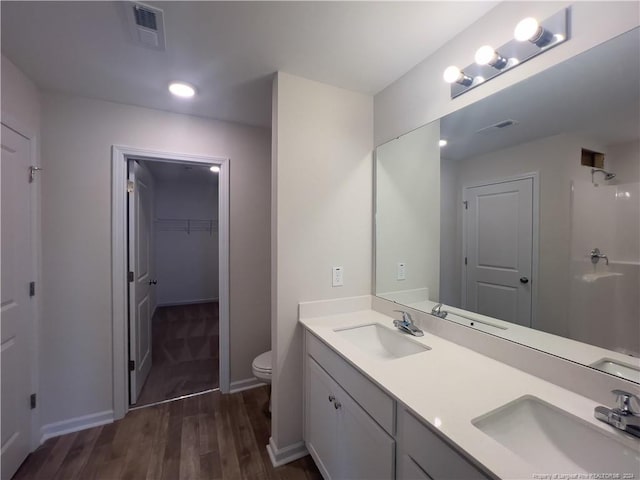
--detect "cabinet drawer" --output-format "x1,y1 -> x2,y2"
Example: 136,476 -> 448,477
398,409 -> 490,480
306,332 -> 395,435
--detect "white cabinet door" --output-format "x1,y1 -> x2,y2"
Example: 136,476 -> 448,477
1,124 -> 33,480
306,358 -> 339,478
306,357 -> 394,480
336,386 -> 395,480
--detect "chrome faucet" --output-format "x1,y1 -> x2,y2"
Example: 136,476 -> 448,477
392,310 -> 424,337
590,248 -> 609,266
594,389 -> 640,438
431,303 -> 448,319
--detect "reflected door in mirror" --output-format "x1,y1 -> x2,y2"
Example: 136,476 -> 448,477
464,177 -> 534,327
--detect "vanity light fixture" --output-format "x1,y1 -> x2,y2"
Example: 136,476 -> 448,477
439,139 -> 448,147
444,7 -> 568,99
209,165 -> 220,173
169,81 -> 196,98
514,17 -> 554,48
443,66 -> 473,86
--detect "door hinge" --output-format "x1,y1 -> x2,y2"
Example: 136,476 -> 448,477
127,180 -> 134,193
29,281 -> 36,297
129,360 -> 135,372
128,271 -> 134,282
30,393 -> 37,409
463,201 -> 468,210
465,257 -> 468,265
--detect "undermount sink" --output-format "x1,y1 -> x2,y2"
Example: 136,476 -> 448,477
590,358 -> 640,383
334,323 -> 430,360
473,396 -> 640,475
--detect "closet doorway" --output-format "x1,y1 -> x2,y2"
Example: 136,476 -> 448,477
111,147 -> 229,419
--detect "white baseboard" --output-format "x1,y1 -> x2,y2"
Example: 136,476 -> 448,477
157,298 -> 219,307
267,437 -> 308,467
40,410 -> 113,444
229,377 -> 266,393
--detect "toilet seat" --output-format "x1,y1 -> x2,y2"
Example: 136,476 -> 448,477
252,350 -> 272,382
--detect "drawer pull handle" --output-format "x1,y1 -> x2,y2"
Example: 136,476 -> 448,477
334,401 -> 342,410
328,394 -> 335,403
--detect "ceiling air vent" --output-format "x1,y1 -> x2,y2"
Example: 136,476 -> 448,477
125,2 -> 166,50
476,119 -> 519,135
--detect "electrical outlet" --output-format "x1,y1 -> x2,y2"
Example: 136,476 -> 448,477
332,266 -> 344,287
397,262 -> 406,281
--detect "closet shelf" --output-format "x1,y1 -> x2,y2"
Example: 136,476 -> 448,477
155,218 -> 218,235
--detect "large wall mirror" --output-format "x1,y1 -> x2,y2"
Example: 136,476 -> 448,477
374,28 -> 640,384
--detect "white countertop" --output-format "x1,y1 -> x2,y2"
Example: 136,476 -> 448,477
299,308 -> 640,480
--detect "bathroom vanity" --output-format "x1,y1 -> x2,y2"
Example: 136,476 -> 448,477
300,300 -> 640,480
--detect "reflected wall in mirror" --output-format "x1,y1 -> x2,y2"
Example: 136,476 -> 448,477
374,28 -> 640,384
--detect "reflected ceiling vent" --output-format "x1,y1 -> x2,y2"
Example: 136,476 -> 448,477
476,119 -> 519,134
125,2 -> 166,50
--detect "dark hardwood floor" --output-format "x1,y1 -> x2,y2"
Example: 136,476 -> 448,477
13,386 -> 321,480
137,302 -> 219,407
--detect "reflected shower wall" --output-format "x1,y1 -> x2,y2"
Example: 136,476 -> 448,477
568,181 -> 640,357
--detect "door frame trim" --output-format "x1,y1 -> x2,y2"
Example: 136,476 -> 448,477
111,145 -> 230,420
461,172 -> 539,328
1,114 -> 41,452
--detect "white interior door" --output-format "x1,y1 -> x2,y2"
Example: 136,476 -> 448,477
464,177 -> 533,327
1,124 -> 33,479
128,160 -> 153,404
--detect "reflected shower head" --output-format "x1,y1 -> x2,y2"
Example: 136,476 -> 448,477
591,168 -> 616,182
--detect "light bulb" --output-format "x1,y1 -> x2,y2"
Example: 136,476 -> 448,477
475,45 -> 497,65
443,66 -> 462,84
209,165 -> 220,173
439,139 -> 447,147
514,17 -> 540,42
169,82 -> 196,98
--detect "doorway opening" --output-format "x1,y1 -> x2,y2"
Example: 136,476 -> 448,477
111,146 -> 229,420
128,159 -> 222,407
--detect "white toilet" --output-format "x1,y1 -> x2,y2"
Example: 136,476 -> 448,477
252,350 -> 272,383
252,350 -> 272,416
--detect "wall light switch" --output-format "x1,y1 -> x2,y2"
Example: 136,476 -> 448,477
332,266 -> 344,287
397,262 -> 406,281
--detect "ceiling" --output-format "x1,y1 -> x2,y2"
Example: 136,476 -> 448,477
440,28 -> 640,161
1,1 -> 498,127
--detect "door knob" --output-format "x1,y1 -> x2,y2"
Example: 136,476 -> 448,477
148,280 -> 157,285
520,277 -> 529,284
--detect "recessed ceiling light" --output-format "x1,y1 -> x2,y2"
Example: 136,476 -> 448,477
169,82 -> 196,98
209,165 -> 220,173
439,139 -> 448,147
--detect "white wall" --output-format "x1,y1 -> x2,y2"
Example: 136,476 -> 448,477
375,121 -> 440,298
439,154 -> 459,305
39,92 -> 271,427
154,177 -> 219,306
374,2 -> 640,145
1,55 -> 41,133
271,72 -> 373,450
440,133 -> 611,338
608,139 -> 640,184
